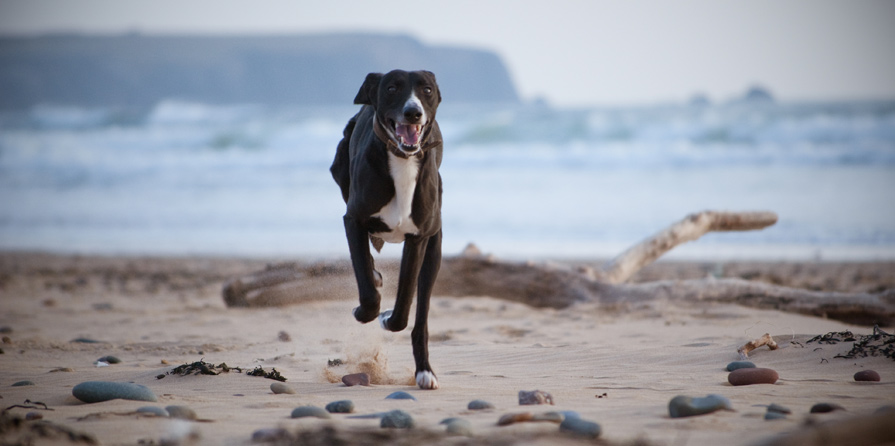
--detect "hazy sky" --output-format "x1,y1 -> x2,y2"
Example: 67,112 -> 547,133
2,0 -> 893,106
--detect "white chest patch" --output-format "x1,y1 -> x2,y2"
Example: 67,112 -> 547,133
372,152 -> 420,243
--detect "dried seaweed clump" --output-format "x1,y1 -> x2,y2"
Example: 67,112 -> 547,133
161,360 -> 241,378
807,326 -> 895,361
247,366 -> 286,382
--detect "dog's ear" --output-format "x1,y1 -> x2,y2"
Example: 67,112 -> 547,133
354,72 -> 383,106
421,71 -> 441,104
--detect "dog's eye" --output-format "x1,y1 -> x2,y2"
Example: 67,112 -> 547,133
387,86 -> 397,94
423,87 -> 433,95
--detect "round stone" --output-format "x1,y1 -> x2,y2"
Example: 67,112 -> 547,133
441,418 -> 473,436
764,411 -> 787,420
97,355 -> 122,364
767,403 -> 791,414
165,405 -> 197,420
810,402 -> 845,413
291,406 -> 331,419
325,400 -> 355,414
518,389 -> 553,405
668,394 -> 733,418
341,373 -> 371,387
72,381 -> 157,403
854,370 -> 881,382
12,380 -> 35,387
136,406 -> 169,417
559,417 -> 602,439
252,428 -> 288,442
726,361 -> 756,372
385,391 -> 417,401
270,382 -> 296,394
728,368 -> 778,386
467,399 -> 494,410
380,409 -> 414,428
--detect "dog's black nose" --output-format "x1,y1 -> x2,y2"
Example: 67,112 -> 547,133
403,106 -> 423,123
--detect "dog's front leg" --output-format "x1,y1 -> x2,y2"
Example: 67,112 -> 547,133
343,214 -> 380,323
379,234 -> 426,332
412,230 -> 442,389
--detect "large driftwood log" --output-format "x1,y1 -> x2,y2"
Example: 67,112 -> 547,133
221,210 -> 895,325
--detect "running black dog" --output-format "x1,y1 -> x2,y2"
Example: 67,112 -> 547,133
330,70 -> 443,389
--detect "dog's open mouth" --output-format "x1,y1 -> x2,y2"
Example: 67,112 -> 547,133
390,121 -> 425,152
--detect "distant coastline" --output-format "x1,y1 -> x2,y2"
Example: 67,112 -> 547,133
0,33 -> 520,109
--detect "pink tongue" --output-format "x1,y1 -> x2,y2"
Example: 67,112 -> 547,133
396,124 -> 421,146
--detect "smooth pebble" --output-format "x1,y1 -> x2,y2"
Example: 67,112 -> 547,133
726,361 -> 756,371
668,394 -> 732,418
341,373 -> 371,387
136,406 -> 169,417
854,370 -> 881,382
764,411 -> 788,420
380,409 -> 414,428
559,417 -> 602,439
441,418 -> 473,436
251,428 -> 288,442
12,380 -> 35,387
468,399 -> 495,410
97,355 -> 121,364
25,412 -> 43,420
325,400 -> 355,414
72,381 -> 157,403
810,402 -> 845,413
767,403 -> 791,414
165,405 -> 197,420
518,389 -> 554,405
385,391 -> 417,401
270,382 -> 296,395
291,406 -> 331,419
728,368 -> 778,386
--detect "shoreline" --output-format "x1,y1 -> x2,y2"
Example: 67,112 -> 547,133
1,251 -> 893,445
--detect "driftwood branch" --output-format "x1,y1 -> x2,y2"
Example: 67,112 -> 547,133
737,333 -> 778,360
600,211 -> 778,284
221,210 -> 895,326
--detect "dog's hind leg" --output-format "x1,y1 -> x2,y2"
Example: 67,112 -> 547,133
344,215 -> 381,323
412,230 -> 442,389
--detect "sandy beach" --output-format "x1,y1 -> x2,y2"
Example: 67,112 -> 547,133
1,251 -> 893,445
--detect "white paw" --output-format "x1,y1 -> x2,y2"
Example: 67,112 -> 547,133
416,371 -> 439,390
378,309 -> 393,330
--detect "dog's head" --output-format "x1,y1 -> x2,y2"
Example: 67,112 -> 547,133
354,70 -> 441,157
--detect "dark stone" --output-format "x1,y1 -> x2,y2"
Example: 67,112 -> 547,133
726,361 -> 756,371
252,428 -> 288,442
559,417 -> 602,439
728,368 -> 778,386
767,403 -> 791,414
668,394 -> 732,418
72,381 -> 157,403
764,411 -> 787,420
12,380 -> 35,387
385,391 -> 417,401
97,356 -> 121,364
325,400 -> 355,414
810,403 -> 845,414
380,410 -> 414,428
291,406 -> 331,419
854,370 -> 881,382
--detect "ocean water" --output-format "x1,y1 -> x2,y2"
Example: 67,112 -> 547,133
1,99 -> 893,261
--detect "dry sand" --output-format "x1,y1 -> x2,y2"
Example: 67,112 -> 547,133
0,252 -> 893,445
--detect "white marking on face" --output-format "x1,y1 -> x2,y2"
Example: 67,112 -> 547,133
371,152 -> 420,243
403,91 -> 427,125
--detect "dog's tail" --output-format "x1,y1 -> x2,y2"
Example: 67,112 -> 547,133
331,114 -> 358,203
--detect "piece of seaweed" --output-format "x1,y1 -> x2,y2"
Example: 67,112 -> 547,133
247,366 -> 286,382
807,325 -> 895,361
